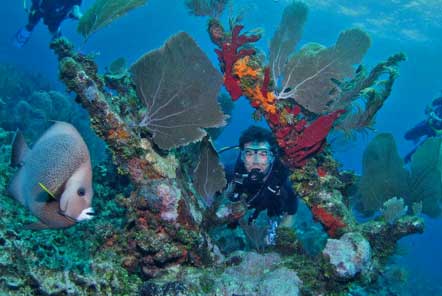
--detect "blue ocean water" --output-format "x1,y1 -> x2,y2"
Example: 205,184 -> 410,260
1,0 -> 442,294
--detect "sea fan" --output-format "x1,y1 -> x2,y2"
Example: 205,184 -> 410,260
357,133 -> 409,215
239,220 -> 268,252
192,137 -> 226,207
381,197 -> 408,224
408,137 -> 442,217
185,0 -> 229,18
77,0 -> 148,40
131,32 -> 226,150
269,1 -> 308,84
278,29 -> 371,114
356,134 -> 442,217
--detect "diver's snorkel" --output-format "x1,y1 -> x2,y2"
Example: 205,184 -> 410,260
244,161 -> 274,186
246,168 -> 266,185
217,145 -> 239,154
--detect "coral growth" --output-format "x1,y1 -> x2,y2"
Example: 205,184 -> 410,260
271,109 -> 345,168
311,205 -> 347,238
205,4 -> 423,292
138,251 -> 302,295
322,232 -> 371,279
334,53 -> 406,135
381,197 -> 408,224
209,20 -> 261,100
208,2 -> 403,170
49,36 -> 224,284
0,1 -> 425,294
233,57 -> 277,114
209,15 -> 347,168
0,141 -> 140,294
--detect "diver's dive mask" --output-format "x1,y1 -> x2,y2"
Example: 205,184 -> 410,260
241,142 -> 274,166
241,142 -> 274,185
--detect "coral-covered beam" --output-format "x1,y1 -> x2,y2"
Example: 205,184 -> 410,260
359,216 -> 424,252
50,38 -> 174,181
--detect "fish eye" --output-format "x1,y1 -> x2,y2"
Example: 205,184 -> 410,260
77,187 -> 86,197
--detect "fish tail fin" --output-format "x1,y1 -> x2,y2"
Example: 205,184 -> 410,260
7,172 -> 26,205
10,129 -> 29,168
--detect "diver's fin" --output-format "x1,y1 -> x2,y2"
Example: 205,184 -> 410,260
24,221 -> 50,230
10,130 -> 29,168
12,27 -> 32,49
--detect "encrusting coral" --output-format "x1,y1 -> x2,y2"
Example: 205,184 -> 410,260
49,30 -> 229,284
209,19 -> 261,100
207,1 -> 424,293
0,0 -> 430,294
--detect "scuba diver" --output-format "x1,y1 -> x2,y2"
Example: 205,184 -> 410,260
13,0 -> 83,48
404,95 -> 442,162
223,125 -> 298,244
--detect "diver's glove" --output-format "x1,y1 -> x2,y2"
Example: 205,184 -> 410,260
13,27 -> 31,48
69,5 -> 83,20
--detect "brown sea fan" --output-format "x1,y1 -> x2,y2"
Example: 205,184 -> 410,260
131,32 -> 226,150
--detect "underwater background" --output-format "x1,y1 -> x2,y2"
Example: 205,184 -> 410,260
1,0 -> 442,295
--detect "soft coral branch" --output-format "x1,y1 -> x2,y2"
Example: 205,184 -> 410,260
269,109 -> 345,168
209,20 -> 260,100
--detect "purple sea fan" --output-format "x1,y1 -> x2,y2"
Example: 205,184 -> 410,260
192,136 -> 226,207
131,32 -> 226,150
185,0 -> 229,18
277,28 -> 371,114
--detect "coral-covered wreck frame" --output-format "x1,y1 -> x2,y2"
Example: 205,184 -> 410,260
39,2 -> 425,294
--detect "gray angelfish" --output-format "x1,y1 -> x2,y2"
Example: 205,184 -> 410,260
8,121 -> 94,229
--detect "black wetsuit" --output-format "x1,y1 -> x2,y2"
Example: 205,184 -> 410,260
26,0 -> 82,34
404,97 -> 442,162
225,157 -> 298,223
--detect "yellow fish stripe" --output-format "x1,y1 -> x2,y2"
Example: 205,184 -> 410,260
38,182 -> 56,199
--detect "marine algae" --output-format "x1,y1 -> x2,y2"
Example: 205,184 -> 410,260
78,0 -> 148,40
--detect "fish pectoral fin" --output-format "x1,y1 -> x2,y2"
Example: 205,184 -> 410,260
24,221 -> 50,230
